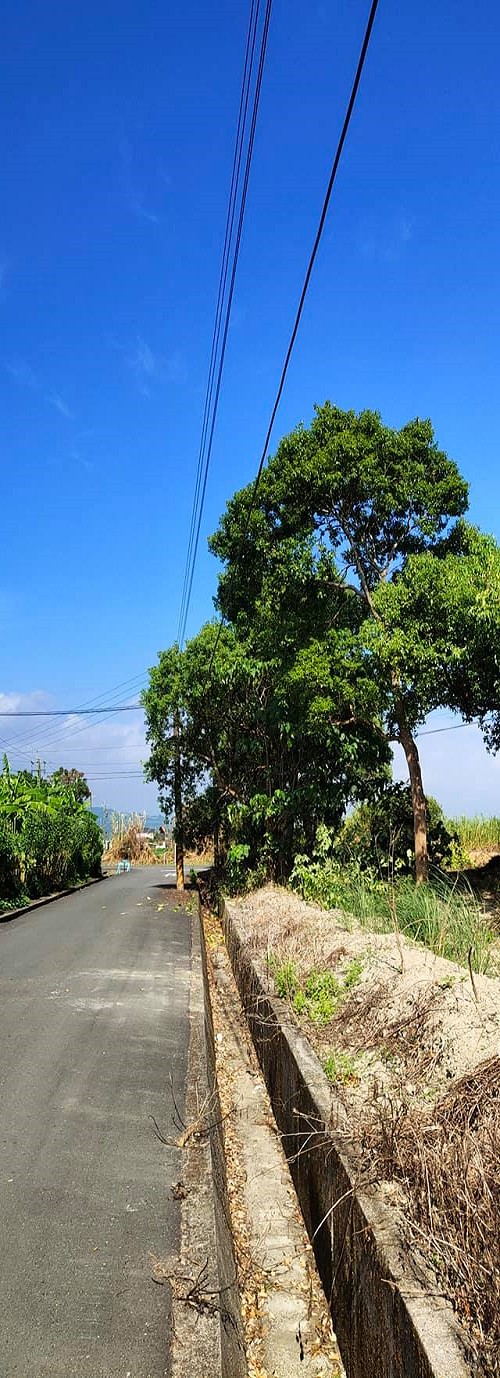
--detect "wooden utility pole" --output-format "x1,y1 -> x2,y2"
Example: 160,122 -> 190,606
173,708 -> 185,891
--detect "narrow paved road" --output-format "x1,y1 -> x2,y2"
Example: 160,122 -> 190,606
0,868 -> 192,1378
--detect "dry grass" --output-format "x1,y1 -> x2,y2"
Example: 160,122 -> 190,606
102,822 -> 158,866
361,1058 -> 500,1378
233,887 -> 500,1377
326,980 -> 447,1073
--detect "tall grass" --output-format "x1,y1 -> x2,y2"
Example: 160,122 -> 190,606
290,858 -> 496,972
447,815 -> 500,852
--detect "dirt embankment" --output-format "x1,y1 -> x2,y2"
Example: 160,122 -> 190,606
233,887 -> 500,1378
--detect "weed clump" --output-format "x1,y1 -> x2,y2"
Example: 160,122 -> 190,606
270,955 -> 363,1025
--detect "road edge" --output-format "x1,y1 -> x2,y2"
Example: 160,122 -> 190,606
0,873 -> 107,924
169,899 -> 246,1378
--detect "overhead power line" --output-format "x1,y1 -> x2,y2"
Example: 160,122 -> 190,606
416,720 -> 479,738
204,0 -> 381,684
0,705 -> 143,717
176,0 -> 260,645
177,0 -> 273,648
3,671 -> 147,756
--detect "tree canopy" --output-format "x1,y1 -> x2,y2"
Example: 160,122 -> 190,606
144,403 -> 500,885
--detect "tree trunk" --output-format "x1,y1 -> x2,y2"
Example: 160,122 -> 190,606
173,709 -> 185,891
393,692 -> 429,885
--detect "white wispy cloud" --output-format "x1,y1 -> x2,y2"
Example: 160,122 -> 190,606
5,359 -> 75,420
0,689 -> 54,767
119,138 -> 164,227
0,689 -> 51,715
5,359 -> 38,389
0,690 -> 156,810
110,334 -> 187,395
131,200 -> 161,225
69,446 -> 94,474
47,392 -> 75,420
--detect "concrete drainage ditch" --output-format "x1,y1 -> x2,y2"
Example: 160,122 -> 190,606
220,897 -> 472,1378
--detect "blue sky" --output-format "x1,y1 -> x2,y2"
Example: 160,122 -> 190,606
1,0 -> 500,813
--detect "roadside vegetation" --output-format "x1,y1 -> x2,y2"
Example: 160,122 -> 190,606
288,800 -> 496,972
447,813 -> 500,854
0,758 -> 102,911
143,403 -> 500,902
141,404 -> 500,1373
235,886 -> 500,1378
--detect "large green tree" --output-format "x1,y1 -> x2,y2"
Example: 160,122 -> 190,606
212,404 -> 500,882
142,566 -> 390,880
50,767 -> 91,805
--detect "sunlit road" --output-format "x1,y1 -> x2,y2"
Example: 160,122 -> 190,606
0,868 -> 191,1377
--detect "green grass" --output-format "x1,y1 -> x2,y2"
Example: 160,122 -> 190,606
446,815 -> 500,852
290,861 -> 496,973
270,955 -> 364,1025
323,1051 -> 359,1085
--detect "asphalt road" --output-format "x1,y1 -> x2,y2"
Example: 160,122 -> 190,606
0,868 -> 192,1378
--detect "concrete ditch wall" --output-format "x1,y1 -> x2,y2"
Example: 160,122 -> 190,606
222,898 -> 472,1378
171,907 -> 246,1378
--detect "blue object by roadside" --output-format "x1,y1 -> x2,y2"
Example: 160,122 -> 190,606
116,859 -> 131,874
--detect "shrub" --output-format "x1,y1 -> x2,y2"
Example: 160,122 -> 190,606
0,823 -> 21,900
336,784 -> 457,877
22,810 -> 76,896
224,843 -> 266,896
70,810 -> 103,880
323,1051 -> 359,1085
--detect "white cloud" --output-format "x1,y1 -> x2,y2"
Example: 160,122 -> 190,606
5,360 -> 74,420
0,691 -> 157,812
119,334 -> 187,393
5,359 -> 38,389
131,200 -> 161,225
358,211 -> 415,263
47,392 -> 74,420
0,689 -> 52,715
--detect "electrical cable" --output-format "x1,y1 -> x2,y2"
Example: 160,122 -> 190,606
202,0 -> 381,685
177,0 -> 273,648
0,705 -> 142,717
2,671 -> 147,755
177,0 -> 261,643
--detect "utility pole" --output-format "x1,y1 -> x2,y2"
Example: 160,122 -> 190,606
173,708 -> 185,891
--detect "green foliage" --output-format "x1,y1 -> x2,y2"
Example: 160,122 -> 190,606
211,403 -> 500,882
343,956 -> 364,989
70,810 -> 104,880
299,969 -> 340,1023
0,822 -> 21,900
0,758 -> 103,903
22,810 -> 77,896
144,402 -> 500,889
323,1052 -> 359,1086
336,785 -> 457,876
290,839 -> 494,971
142,615 -> 389,888
271,958 -> 299,1001
50,767 -> 91,804
224,843 -> 265,895
447,815 -> 500,853
270,954 -> 363,1024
